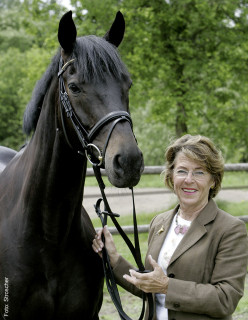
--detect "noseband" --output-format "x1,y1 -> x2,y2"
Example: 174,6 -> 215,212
58,57 -> 132,166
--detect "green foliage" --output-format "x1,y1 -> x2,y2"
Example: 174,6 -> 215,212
0,0 -> 248,164
0,0 -> 64,149
122,0 -> 248,163
0,48 -> 26,148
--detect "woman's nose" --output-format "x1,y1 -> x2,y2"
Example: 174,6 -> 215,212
184,171 -> 194,182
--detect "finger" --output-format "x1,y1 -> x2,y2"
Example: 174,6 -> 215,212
92,231 -> 104,252
102,226 -> 115,248
129,269 -> 150,281
123,274 -> 137,285
96,228 -> 104,240
92,243 -> 103,258
123,274 -> 143,291
92,241 -> 102,253
129,269 -> 141,279
93,235 -> 103,248
102,225 -> 112,239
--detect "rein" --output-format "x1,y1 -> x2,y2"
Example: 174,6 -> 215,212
58,58 -> 154,320
93,166 -> 154,320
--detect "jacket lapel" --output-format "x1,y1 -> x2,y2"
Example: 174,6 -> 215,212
147,207 -> 178,262
169,199 -> 218,266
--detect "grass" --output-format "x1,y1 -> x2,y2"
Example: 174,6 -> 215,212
234,276 -> 248,320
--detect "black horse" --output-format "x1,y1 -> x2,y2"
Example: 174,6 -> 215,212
0,11 -> 143,319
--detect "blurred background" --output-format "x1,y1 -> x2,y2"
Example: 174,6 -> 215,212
0,0 -> 248,165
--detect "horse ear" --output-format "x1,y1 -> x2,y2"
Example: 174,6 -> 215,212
58,11 -> 77,53
104,11 -> 125,47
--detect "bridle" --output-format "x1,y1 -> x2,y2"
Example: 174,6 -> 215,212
58,57 -> 132,166
58,57 -> 154,320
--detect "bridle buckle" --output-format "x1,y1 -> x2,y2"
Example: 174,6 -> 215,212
85,143 -> 103,166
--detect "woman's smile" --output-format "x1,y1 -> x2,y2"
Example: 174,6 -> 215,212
182,188 -> 197,194
173,152 -> 215,215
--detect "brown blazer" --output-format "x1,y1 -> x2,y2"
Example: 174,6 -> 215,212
113,199 -> 248,320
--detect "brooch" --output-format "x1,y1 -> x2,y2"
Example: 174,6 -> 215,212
157,225 -> 164,235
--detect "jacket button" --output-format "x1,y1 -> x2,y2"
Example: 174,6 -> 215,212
174,302 -> 180,308
168,273 -> 175,278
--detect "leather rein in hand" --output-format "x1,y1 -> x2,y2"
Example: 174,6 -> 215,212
58,58 -> 154,320
93,166 -> 154,320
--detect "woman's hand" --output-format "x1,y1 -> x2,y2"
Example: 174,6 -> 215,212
123,255 -> 169,294
92,225 -> 120,268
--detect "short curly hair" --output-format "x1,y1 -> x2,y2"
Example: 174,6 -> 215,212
164,134 -> 224,199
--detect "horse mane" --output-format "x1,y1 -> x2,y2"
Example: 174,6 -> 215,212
23,35 -> 129,136
23,51 -> 60,135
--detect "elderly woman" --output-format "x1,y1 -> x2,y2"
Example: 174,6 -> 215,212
92,134 -> 248,320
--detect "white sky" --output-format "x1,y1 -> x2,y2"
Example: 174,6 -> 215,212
60,0 -> 73,10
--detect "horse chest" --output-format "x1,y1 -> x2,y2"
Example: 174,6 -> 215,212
1,243 -> 103,319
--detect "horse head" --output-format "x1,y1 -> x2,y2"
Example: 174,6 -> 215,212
57,11 -> 144,188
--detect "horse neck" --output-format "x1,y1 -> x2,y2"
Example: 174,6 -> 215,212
22,78 -> 87,245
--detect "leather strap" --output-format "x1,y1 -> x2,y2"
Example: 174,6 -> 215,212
58,57 -> 133,167
93,166 -> 154,320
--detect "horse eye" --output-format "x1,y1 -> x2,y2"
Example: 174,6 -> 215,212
68,83 -> 80,94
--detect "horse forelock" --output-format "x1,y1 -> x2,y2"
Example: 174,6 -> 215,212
74,35 -> 130,83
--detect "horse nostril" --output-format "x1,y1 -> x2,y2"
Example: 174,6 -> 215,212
113,152 -> 144,179
105,145 -> 144,187
113,154 -> 125,177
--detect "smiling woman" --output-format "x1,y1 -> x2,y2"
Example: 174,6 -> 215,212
165,135 -> 221,221
93,134 -> 248,320
164,134 -> 224,199
172,153 -> 215,221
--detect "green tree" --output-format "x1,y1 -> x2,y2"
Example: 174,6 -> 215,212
0,0 -> 65,149
0,49 -> 26,147
1,0 -> 248,164
128,1 -> 248,162
69,0 -> 248,163
0,1 -> 31,148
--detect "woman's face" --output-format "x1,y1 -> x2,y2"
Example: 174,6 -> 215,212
172,152 -> 215,212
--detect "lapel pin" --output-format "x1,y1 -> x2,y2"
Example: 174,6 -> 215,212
157,225 -> 164,235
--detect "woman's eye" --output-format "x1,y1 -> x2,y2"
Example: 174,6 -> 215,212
68,83 -> 80,94
176,170 -> 187,176
194,171 -> 204,176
